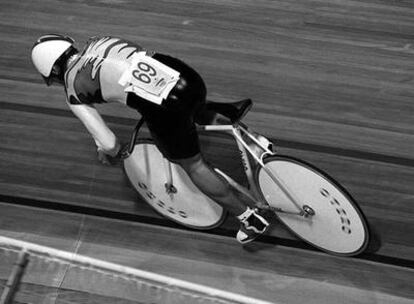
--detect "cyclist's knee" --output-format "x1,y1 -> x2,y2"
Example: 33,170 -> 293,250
175,154 -> 231,198
173,153 -> 203,172
176,154 -> 213,181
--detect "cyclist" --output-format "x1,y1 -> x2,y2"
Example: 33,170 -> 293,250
31,34 -> 269,244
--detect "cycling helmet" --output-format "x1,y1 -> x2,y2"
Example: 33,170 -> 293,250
31,34 -> 77,85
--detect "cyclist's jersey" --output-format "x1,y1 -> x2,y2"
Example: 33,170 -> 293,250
62,36 -> 206,160
64,36 -> 150,105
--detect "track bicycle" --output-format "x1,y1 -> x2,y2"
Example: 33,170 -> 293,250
123,99 -> 370,256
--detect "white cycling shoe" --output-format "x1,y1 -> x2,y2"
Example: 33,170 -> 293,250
236,208 -> 270,244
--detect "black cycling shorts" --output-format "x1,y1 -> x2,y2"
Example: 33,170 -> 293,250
126,53 -> 206,161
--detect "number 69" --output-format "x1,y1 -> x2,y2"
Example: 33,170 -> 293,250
132,62 -> 157,84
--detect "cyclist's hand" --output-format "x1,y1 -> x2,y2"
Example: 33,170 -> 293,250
97,148 -> 115,165
97,143 -> 130,166
115,142 -> 131,160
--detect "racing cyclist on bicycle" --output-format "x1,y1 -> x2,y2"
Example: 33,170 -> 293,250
31,34 -> 269,244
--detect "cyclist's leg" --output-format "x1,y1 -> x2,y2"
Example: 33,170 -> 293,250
135,106 -> 269,241
174,153 -> 269,240
173,153 -> 253,216
174,153 -> 269,243
128,54 -> 269,241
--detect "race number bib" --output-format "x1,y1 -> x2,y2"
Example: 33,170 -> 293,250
119,52 -> 180,105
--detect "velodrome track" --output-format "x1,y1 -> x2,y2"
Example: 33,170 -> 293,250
0,0 -> 413,303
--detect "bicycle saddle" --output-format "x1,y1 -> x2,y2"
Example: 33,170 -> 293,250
196,99 -> 253,125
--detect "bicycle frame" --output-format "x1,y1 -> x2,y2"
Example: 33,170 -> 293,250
128,118 -> 306,216
198,123 -> 305,215
198,123 -> 271,202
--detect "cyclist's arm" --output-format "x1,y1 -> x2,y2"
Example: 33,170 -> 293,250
65,100 -> 120,156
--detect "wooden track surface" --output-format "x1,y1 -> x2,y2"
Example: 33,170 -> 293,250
0,203 -> 413,303
0,0 -> 413,303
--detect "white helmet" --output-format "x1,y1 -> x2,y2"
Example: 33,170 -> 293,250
31,34 -> 77,85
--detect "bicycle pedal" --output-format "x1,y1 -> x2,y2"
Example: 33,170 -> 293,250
237,223 -> 267,244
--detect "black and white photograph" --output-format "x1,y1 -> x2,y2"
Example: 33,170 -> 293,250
0,0 -> 413,303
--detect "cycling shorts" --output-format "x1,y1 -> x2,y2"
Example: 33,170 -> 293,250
126,53 -> 206,161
